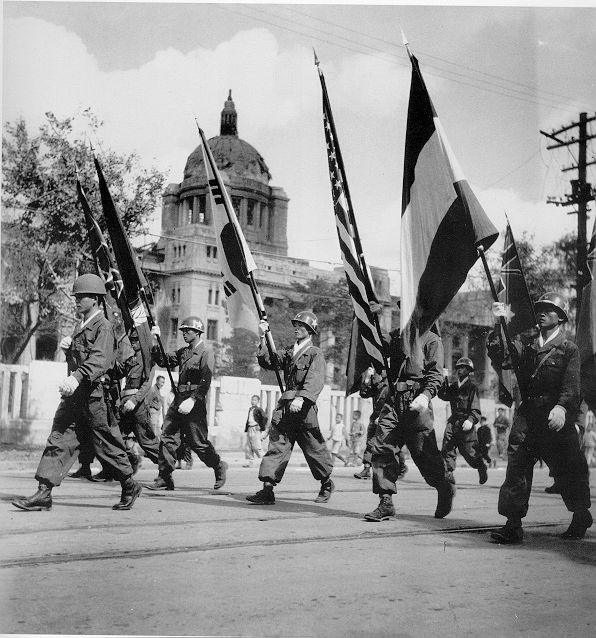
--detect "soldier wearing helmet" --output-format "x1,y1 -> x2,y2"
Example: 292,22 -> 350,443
438,356 -> 488,486
145,316 -> 227,492
488,292 -> 592,543
13,274 -> 142,513
246,311 -> 335,505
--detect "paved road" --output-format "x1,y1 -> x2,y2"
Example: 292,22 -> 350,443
1,453 -> 595,637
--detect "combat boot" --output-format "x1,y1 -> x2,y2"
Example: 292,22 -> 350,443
478,465 -> 488,485
12,484 -> 53,511
491,518 -> 524,544
213,460 -> 228,489
354,465 -> 371,480
113,477 -> 142,510
314,479 -> 335,503
246,483 -> 275,505
129,454 -> 142,476
364,494 -> 395,521
561,510 -> 593,540
434,482 -> 456,519
88,469 -> 115,483
144,474 -> 175,491
68,466 -> 92,479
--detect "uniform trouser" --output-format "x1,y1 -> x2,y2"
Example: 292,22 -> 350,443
362,417 -> 406,469
245,426 -> 263,460
370,401 -> 452,495
158,399 -> 220,475
149,409 -> 161,438
176,433 -> 192,463
258,422 -> 333,485
441,421 -> 487,478
498,410 -> 591,520
120,405 -> 160,465
35,391 -> 132,487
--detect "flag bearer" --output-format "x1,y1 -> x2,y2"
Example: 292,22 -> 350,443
112,329 -> 160,473
364,304 -> 454,522
489,292 -> 592,543
246,312 -> 335,505
438,357 -> 488,485
145,317 -> 227,491
12,274 -> 141,512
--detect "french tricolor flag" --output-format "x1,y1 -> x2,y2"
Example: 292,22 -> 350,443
400,41 -> 499,360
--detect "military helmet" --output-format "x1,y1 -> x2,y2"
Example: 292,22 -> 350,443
179,316 -> 204,333
534,292 -> 569,322
455,356 -> 474,371
72,273 -> 106,296
291,311 -> 318,335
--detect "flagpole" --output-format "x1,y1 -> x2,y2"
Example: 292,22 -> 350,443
195,121 -> 285,393
314,51 -> 389,372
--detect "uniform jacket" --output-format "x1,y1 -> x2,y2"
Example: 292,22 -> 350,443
66,311 -> 117,398
488,328 -> 580,418
152,341 -> 214,403
245,406 -> 268,432
438,376 -> 482,427
112,350 -> 153,409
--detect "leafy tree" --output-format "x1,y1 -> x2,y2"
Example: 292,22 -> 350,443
1,110 -> 167,363
217,328 -> 260,378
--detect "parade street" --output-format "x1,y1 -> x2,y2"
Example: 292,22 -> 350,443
1,453 -> 594,638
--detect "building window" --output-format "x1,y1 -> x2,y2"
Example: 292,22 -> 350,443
232,196 -> 242,218
260,203 -> 267,228
215,288 -> 220,305
183,245 -> 186,257
198,195 -> 206,223
208,288 -> 213,305
207,245 -> 218,259
171,287 -> 176,303
188,207 -> 193,225
171,318 -> 178,338
207,319 -> 218,341
247,200 -> 256,226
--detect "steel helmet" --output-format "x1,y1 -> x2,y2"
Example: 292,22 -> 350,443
535,292 -> 569,322
292,311 -> 318,335
179,316 -> 204,333
455,357 -> 474,371
72,273 -> 107,296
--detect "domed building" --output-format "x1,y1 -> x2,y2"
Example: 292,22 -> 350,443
143,92 -> 393,358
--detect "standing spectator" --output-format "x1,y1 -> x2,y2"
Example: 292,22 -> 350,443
243,395 -> 268,468
438,357 -> 488,485
145,317 -> 227,491
246,312 -> 334,505
347,410 -> 366,467
583,422 -> 596,469
147,375 -> 166,438
488,293 -> 592,543
327,413 -> 348,465
476,416 -> 494,467
493,407 -> 511,459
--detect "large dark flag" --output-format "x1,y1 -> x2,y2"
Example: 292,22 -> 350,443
316,54 -> 386,396
93,155 -> 153,376
495,220 -> 536,406
401,43 -> 499,360
76,170 -> 131,330
198,127 -> 260,337
576,212 -> 596,410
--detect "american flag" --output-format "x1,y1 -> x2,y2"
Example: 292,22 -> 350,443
316,55 -> 386,387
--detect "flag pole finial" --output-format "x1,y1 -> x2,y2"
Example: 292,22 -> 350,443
313,48 -> 320,67
400,26 -> 413,59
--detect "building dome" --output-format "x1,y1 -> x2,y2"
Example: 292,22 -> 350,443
183,90 -> 272,185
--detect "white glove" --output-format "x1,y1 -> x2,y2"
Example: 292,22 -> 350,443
122,399 -> 136,413
462,419 -> 474,432
178,397 -> 195,415
151,325 -> 161,338
410,394 -> 429,413
289,396 -> 304,413
369,302 -> 383,315
258,319 -> 269,336
492,302 -> 506,318
59,375 -> 79,397
60,336 -> 72,351
548,405 -> 566,431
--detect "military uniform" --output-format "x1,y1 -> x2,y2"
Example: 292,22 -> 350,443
487,329 -> 591,521
151,340 -> 222,478
35,312 -> 133,487
112,349 -> 160,467
256,341 -> 333,486
369,329 -> 452,508
438,376 -> 487,479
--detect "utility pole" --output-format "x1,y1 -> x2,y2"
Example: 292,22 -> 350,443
541,112 -> 596,315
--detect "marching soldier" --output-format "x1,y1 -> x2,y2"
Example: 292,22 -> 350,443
12,274 -> 142,512
438,357 -> 488,485
489,292 -> 592,543
246,312 -> 335,505
145,317 -> 227,491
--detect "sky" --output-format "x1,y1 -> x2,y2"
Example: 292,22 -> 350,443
3,1 -> 596,295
